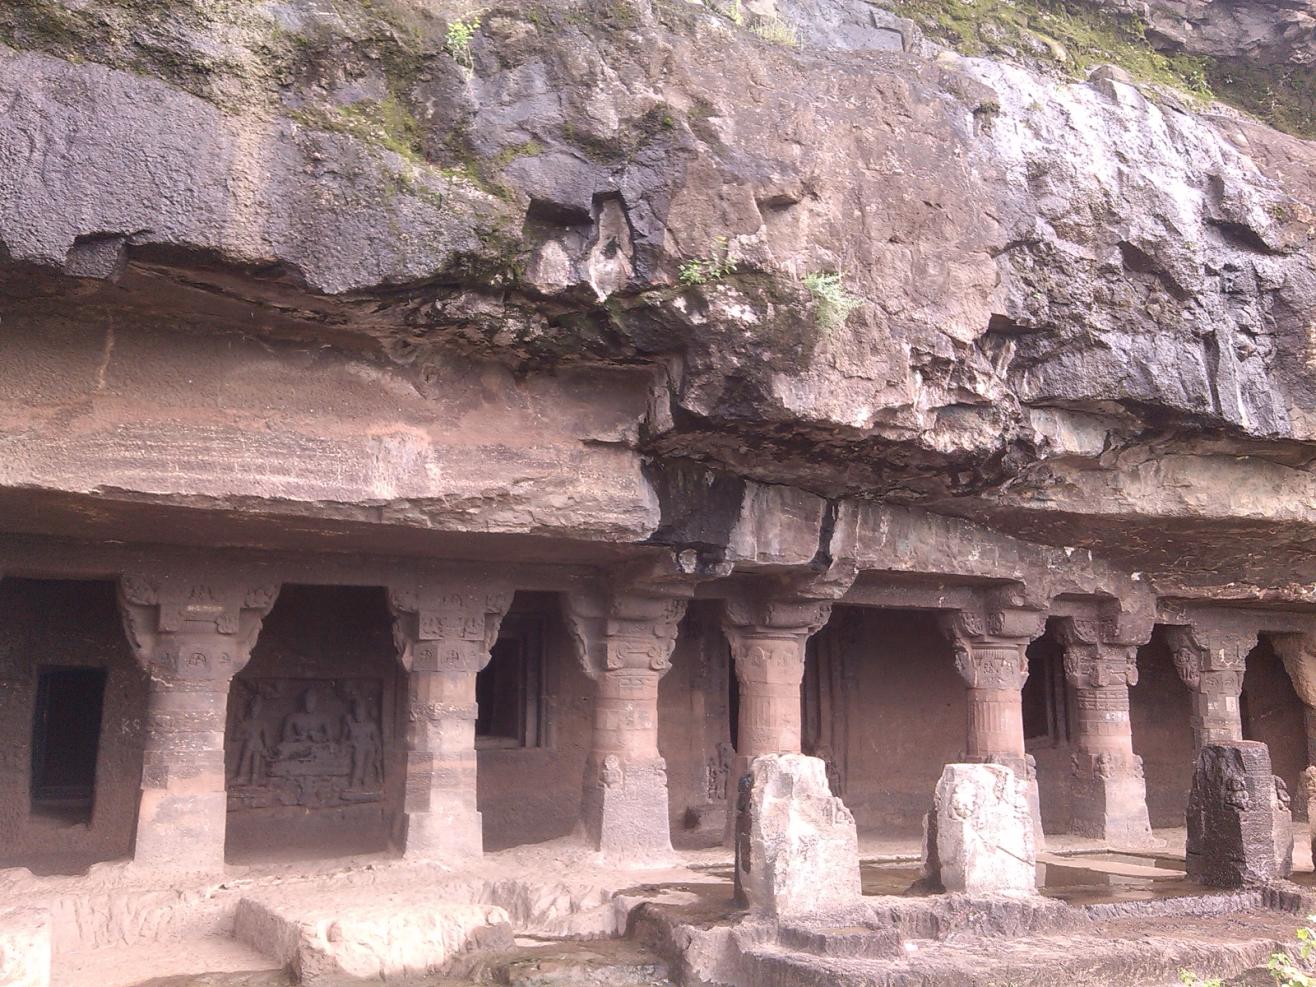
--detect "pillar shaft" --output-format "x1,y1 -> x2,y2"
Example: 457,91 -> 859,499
1056,616 -> 1153,845
941,605 -> 1045,840
118,574 -> 277,871
389,582 -> 513,860
565,587 -> 688,859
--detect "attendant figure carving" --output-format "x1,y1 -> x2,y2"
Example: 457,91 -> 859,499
343,697 -> 383,789
231,693 -> 271,786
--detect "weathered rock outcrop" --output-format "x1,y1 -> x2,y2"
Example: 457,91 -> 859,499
1,0 -> 1314,594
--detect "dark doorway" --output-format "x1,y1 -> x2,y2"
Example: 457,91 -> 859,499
1023,630 -> 1067,744
728,648 -> 741,751
476,614 -> 544,748
31,666 -> 107,820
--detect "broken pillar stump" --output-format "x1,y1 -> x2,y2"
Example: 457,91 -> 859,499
1186,741 -> 1291,887
930,763 -> 1037,896
733,753 -> 861,917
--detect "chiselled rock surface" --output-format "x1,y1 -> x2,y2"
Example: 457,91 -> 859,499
0,0 -> 1313,598
1186,741 -> 1291,887
734,754 -> 861,917
931,763 -> 1038,896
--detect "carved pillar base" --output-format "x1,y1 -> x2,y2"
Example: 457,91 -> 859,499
389,582 -> 513,862
1070,752 -> 1153,845
581,752 -> 672,858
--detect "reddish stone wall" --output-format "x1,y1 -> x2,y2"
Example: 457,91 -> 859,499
0,579 -> 147,875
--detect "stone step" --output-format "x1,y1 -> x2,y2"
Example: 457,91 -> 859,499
455,937 -> 672,986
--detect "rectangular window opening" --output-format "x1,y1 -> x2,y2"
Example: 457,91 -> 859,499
31,666 -> 107,823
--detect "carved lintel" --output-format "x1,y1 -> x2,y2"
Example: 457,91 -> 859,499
387,580 -> 514,674
939,603 -> 1045,691
1268,633 -> 1316,709
117,572 -> 280,680
564,581 -> 691,680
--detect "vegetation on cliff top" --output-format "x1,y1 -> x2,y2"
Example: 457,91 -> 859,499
890,0 -> 1316,137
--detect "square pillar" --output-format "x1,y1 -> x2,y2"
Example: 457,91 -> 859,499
939,603 -> 1046,844
564,585 -> 689,861
117,574 -> 278,872
388,581 -> 513,861
1055,615 -> 1154,846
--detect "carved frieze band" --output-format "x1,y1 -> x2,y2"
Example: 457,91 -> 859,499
117,573 -> 280,679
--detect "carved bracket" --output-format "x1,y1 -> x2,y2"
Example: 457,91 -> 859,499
564,583 -> 690,680
1163,623 -> 1252,695
1054,615 -> 1144,690
387,580 -> 514,674
117,573 -> 279,680
939,601 -> 1045,690
720,587 -> 833,680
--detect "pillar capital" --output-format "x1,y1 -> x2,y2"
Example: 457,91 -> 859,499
1162,623 -> 1250,696
563,585 -> 690,681
1054,615 -> 1142,690
938,605 -> 1045,691
387,580 -> 514,674
117,572 -> 279,680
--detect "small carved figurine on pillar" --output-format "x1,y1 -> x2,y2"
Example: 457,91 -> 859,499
1054,612 -> 1155,847
938,599 -> 1046,845
563,578 -> 691,862
117,572 -> 279,872
388,580 -> 513,860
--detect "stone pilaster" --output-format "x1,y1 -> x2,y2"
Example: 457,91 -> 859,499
1164,624 -> 1250,749
388,581 -> 513,860
939,603 -> 1046,841
563,585 -> 689,859
117,573 -> 278,871
1054,615 -> 1154,846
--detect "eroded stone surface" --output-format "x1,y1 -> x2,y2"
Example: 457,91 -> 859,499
734,754 -> 860,917
1186,741 -> 1291,887
0,908 -> 50,987
931,763 -> 1037,896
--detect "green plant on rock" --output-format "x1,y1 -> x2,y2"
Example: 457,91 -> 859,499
722,0 -> 745,26
752,15 -> 798,46
1268,916 -> 1316,986
679,236 -> 738,286
445,15 -> 479,70
803,271 -> 862,330
1178,971 -> 1223,987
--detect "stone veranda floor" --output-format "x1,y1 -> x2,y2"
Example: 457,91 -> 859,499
8,822 -> 1315,987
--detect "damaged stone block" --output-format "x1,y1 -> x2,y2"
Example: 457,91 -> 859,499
0,908 -> 50,987
930,763 -> 1037,896
734,753 -> 861,917
235,893 -> 513,984
1186,741 -> 1291,887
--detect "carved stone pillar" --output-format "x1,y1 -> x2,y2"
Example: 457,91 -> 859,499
563,586 -> 689,859
388,581 -> 513,860
939,604 -> 1046,841
1055,616 -> 1154,846
1164,624 -> 1250,749
117,573 -> 278,871
720,594 -> 833,776
1267,633 -> 1316,767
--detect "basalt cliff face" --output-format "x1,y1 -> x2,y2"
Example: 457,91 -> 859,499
0,0 -> 1314,596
